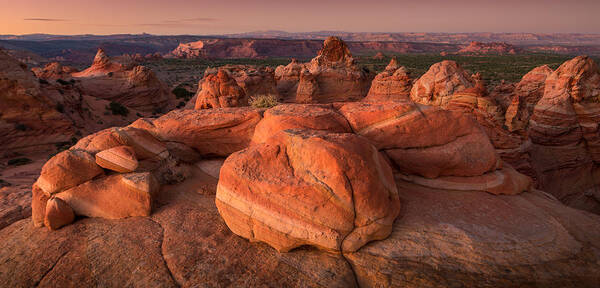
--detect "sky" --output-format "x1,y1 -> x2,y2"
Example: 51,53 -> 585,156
1,0 -> 599,35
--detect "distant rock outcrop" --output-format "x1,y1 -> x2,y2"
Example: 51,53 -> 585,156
458,41 -> 521,55
364,58 -> 412,102
0,49 -> 75,154
72,49 -> 174,112
31,62 -> 79,80
274,37 -> 372,103
410,60 -> 475,106
194,69 -> 247,109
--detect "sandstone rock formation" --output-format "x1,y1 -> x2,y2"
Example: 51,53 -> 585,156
528,56 -> 600,214
338,101 -> 530,195
251,104 -> 351,144
410,60 -> 475,106
72,49 -> 174,112
345,183 -> 600,287
274,58 -> 305,100
43,197 -> 75,230
216,129 -> 400,252
0,49 -> 75,154
295,37 -> 372,103
458,41 -> 521,55
504,65 -> 553,132
32,62 -> 79,80
95,145 -> 139,173
363,58 -> 412,102
194,69 -> 246,109
132,108 -> 262,157
275,37 -> 372,103
195,65 -> 278,109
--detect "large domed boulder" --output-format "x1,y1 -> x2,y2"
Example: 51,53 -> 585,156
528,56 -> 600,214
364,58 -> 412,102
410,60 -> 475,106
132,107 -> 263,157
216,129 -> 400,253
194,69 -> 247,109
339,102 -> 499,178
32,62 -> 79,80
251,104 -> 351,144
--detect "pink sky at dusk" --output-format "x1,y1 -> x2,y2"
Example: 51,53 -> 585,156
1,0 -> 599,35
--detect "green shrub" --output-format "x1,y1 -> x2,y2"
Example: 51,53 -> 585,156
38,78 -> 49,85
106,102 -> 129,116
249,94 -> 279,109
172,86 -> 194,101
7,158 -> 32,166
56,102 -> 65,113
56,79 -> 71,85
14,123 -> 28,131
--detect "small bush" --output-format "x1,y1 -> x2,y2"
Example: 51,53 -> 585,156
176,101 -> 186,108
7,158 -> 32,166
38,78 -> 49,85
55,102 -> 65,113
56,79 -> 71,86
107,72 -> 114,77
106,102 -> 129,116
0,179 -> 11,188
172,86 -> 194,101
249,94 -> 279,109
14,123 -> 28,131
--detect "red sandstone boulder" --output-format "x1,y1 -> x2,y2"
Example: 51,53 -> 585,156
528,56 -> 600,214
339,101 -> 499,178
35,149 -> 104,195
194,69 -> 247,109
44,197 -> 75,230
251,104 -> 352,144
216,129 -> 400,253
55,172 -> 157,219
410,60 -> 475,106
132,108 -> 262,157
95,145 -> 138,173
364,58 -> 412,102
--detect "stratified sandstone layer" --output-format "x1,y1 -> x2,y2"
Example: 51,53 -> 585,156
0,49 -> 75,154
528,56 -> 600,214
72,49 -> 174,112
276,37 -> 373,103
364,58 -> 412,102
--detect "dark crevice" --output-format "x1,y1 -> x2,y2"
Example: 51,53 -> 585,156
34,250 -> 70,287
147,218 -> 181,288
339,172 -> 361,288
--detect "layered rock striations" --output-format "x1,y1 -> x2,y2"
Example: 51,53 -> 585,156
363,58 -> 412,102
72,49 -> 174,112
528,56 -> 600,214
410,60 -> 475,106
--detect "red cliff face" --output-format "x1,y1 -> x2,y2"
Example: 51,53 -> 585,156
458,41 -> 521,55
